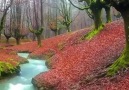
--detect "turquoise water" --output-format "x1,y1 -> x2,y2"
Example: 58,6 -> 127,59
0,53 -> 48,90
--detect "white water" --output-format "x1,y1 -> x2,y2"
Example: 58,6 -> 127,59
0,53 -> 48,90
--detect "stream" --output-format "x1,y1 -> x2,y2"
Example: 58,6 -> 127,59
0,53 -> 48,90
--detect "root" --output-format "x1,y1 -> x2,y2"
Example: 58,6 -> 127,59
81,69 -> 107,84
107,49 -> 129,76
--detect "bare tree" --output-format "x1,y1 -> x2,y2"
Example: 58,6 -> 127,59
10,0 -> 26,45
0,0 -> 13,40
27,0 -> 44,47
58,0 -> 72,32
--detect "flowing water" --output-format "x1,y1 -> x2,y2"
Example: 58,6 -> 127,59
0,53 -> 48,90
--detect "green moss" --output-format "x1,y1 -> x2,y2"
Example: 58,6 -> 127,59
0,61 -> 19,77
82,25 -> 104,40
107,48 -> 129,76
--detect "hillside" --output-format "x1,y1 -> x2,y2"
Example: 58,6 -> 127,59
9,20 -> 128,90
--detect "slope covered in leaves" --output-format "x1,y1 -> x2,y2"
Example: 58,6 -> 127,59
32,20 -> 127,90
0,44 -> 26,77
30,28 -> 90,59
8,28 -> 90,59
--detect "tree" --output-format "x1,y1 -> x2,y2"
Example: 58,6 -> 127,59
10,0 -> 23,45
48,1 -> 60,36
58,0 -> 72,32
105,0 -> 129,76
49,18 -> 65,36
0,0 -> 13,40
27,0 -> 44,47
101,0 -> 112,23
49,21 -> 58,36
68,0 -> 111,39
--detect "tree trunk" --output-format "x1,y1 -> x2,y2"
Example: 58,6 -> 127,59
122,12 -> 129,47
6,38 -> 9,44
92,8 -> 103,30
121,10 -> 129,61
32,33 -> 36,41
58,29 -> 61,35
54,31 -> 58,36
107,10 -> 129,76
0,32 -> 1,40
67,25 -> 71,32
83,8 -> 103,40
5,35 -> 11,44
16,38 -> 20,45
105,7 -> 111,23
36,34 -> 42,47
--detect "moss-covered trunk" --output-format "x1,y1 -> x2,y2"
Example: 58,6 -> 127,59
105,7 -> 111,23
122,12 -> 129,46
107,9 -> 129,76
83,8 -> 103,40
120,10 -> 129,59
92,8 -> 103,30
36,34 -> 42,47
67,25 -> 71,32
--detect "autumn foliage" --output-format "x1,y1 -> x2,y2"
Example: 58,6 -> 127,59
8,20 -> 129,89
30,20 -> 125,89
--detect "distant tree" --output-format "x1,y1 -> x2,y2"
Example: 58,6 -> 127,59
68,0 -> 111,39
27,0 -> 44,47
0,0 -> 13,40
105,0 -> 129,76
11,0 -> 22,45
10,0 -> 28,45
58,0 -> 72,32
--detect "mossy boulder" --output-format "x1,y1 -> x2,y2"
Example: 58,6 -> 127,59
0,62 -> 20,79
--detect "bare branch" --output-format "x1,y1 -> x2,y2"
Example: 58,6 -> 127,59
68,0 -> 89,10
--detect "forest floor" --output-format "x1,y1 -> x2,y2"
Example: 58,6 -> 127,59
0,38 -> 31,78
2,20 -> 129,90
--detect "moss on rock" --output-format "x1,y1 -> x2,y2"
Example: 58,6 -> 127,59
0,62 -> 20,78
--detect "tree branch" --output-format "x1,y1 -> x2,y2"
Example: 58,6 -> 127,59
68,0 -> 89,10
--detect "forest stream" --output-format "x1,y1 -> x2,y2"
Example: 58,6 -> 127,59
0,53 -> 48,90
